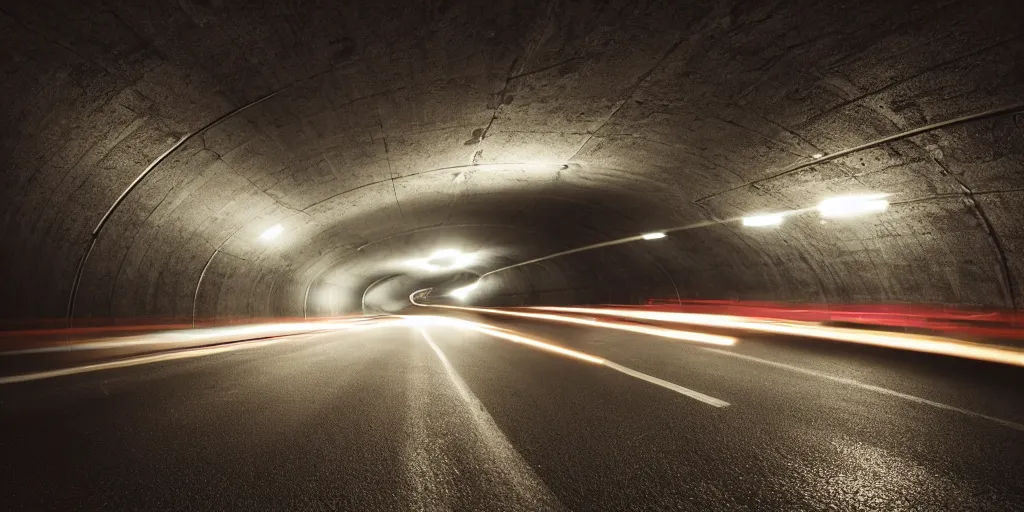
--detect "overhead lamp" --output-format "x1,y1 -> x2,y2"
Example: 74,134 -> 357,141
409,249 -> 477,272
642,232 -> 666,240
742,212 -> 786,227
259,224 -> 284,241
817,193 -> 889,219
449,282 -> 479,300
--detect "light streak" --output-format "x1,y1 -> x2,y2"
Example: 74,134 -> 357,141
532,307 -> 1024,367
418,304 -> 736,346
0,318 -> 407,382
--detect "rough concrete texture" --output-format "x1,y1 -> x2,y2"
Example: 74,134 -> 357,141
1,0 -> 1022,326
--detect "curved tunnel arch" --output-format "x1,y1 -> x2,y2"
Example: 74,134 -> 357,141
2,0 -> 1024,329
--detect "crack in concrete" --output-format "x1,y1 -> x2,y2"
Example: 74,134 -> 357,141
376,102 -> 405,220
568,27 -> 696,163
477,0 -> 562,143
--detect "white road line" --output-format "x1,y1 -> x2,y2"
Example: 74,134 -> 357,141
602,361 -> 731,408
416,328 -> 565,510
702,348 -> 1024,432
437,318 -> 731,408
420,328 -> 475,404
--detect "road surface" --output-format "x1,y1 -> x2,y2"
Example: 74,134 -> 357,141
2,312 -> 1023,510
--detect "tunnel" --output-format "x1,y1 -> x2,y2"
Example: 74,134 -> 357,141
3,0 -> 1022,327
2,1 -> 1024,510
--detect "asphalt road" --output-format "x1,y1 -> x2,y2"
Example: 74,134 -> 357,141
2,312 -> 1023,510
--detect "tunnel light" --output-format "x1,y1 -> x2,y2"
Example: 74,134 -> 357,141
449,282 -> 479,300
259,224 -> 284,241
742,212 -> 786,227
409,249 -> 477,272
642,232 -> 666,240
817,193 -> 889,218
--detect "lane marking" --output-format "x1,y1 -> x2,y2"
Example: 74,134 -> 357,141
420,328 -> 475,403
602,361 -> 731,408
415,328 -> 565,510
702,347 -> 1024,432
409,316 -> 729,408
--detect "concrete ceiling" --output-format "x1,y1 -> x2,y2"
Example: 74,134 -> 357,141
1,0 -> 1022,327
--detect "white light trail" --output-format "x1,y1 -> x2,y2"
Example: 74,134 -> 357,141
532,306 -> 1024,368
416,304 -> 736,346
0,317 -> 408,382
642,232 -> 666,240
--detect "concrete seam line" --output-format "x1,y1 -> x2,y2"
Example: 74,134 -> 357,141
192,210 -> 267,326
361,274 -> 400,315
192,248 -> 221,327
701,347 -> 1024,432
302,248 -> 364,319
66,87 -> 286,327
696,102 -> 1024,204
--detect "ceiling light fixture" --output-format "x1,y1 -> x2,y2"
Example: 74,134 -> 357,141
642,232 -> 667,240
409,249 -> 478,272
742,212 -> 786,227
817,193 -> 890,218
449,282 -> 479,300
259,224 -> 284,241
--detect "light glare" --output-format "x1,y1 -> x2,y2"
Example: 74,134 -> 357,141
817,194 -> 889,218
642,232 -> 666,240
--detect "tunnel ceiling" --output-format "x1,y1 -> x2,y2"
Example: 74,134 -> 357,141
2,0 -> 1023,326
